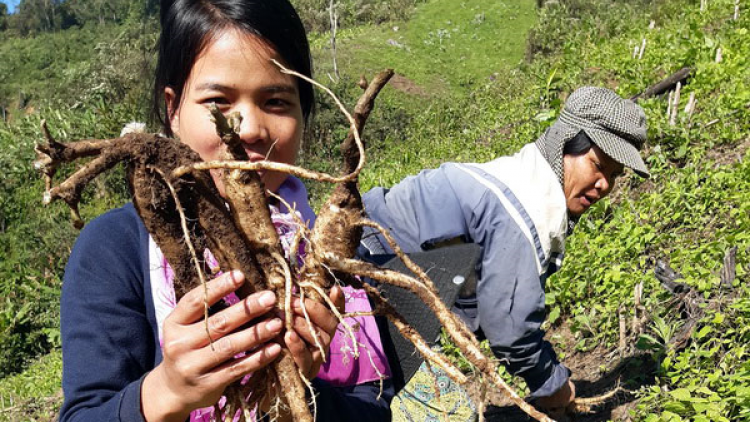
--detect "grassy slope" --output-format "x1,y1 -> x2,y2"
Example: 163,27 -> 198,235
0,353 -> 62,421
0,25 -> 105,110
312,0 -> 536,95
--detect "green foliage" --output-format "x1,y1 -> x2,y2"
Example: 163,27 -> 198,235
302,74 -> 414,205
0,3 -> 7,32
0,0 -> 154,36
0,19 -> 156,114
0,351 -> 62,422
0,22 -> 147,373
3,0 -> 71,35
525,0 -> 655,61
0,103 -> 134,376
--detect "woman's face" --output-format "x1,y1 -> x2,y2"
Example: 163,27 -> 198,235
166,29 -> 304,195
563,144 -> 624,216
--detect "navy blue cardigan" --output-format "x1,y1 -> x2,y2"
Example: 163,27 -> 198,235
59,203 -> 393,422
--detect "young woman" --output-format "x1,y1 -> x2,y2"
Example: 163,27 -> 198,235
59,1 -> 393,421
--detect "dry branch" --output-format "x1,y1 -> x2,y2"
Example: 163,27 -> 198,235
631,67 -> 692,102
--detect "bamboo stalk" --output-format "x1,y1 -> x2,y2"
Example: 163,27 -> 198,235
667,91 -> 673,120
669,82 -> 681,126
734,0 -> 740,20
638,38 -> 646,60
684,92 -> 696,118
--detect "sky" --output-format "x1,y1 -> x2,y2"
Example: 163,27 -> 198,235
1,0 -> 20,14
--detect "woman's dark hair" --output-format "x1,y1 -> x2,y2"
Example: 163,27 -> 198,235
152,0 -> 314,136
563,130 -> 593,156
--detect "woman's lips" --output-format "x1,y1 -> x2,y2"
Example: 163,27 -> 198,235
246,153 -> 268,178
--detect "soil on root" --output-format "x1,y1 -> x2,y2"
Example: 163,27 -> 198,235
482,321 -> 656,422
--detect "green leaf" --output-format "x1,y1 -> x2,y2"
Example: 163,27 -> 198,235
696,325 -> 712,339
675,144 -> 688,159
669,388 -> 692,401
533,110 -> 556,122
693,401 -> 710,413
695,386 -> 714,396
637,334 -> 662,350
663,401 -> 688,414
548,306 -> 561,324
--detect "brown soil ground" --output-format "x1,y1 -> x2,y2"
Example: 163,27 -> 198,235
389,73 -> 429,97
704,136 -> 750,167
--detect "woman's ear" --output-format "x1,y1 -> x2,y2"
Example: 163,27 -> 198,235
164,87 -> 180,137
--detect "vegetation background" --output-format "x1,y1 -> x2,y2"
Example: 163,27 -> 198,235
0,0 -> 748,420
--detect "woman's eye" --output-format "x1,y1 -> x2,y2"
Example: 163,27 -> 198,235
202,97 -> 229,105
267,98 -> 289,108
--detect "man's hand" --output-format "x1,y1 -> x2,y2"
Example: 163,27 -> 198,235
536,379 -> 576,419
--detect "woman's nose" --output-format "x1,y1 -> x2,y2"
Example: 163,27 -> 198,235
595,175 -> 610,192
237,109 -> 267,145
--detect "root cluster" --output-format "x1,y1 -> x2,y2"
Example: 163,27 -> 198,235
36,65 -> 555,421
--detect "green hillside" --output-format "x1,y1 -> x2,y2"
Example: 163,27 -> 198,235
1,0 -> 749,420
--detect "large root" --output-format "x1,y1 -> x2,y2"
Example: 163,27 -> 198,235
36,64 -> 554,421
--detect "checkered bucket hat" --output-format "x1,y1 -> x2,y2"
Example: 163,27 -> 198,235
536,86 -> 650,179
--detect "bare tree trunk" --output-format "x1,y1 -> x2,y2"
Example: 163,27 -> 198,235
98,0 -> 105,26
41,0 -> 53,31
329,0 -> 340,81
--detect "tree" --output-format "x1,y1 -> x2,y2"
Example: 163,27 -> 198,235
8,0 -> 63,35
0,3 -> 8,32
64,0 -> 132,27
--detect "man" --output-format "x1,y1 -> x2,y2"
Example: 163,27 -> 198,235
360,86 -> 649,417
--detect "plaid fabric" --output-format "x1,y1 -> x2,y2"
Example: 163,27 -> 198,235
536,86 -> 650,183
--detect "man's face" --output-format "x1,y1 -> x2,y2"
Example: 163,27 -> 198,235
563,144 -> 624,216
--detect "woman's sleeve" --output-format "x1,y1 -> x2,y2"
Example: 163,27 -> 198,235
361,166 -> 470,253
466,197 -> 570,397
59,207 -> 156,422
452,166 -> 570,398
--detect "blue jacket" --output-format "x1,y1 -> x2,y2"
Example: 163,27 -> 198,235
59,203 -> 393,422
361,143 -> 571,398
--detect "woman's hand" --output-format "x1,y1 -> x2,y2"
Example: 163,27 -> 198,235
536,379 -> 576,419
141,271 -> 284,422
270,286 -> 345,422
285,285 -> 344,379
